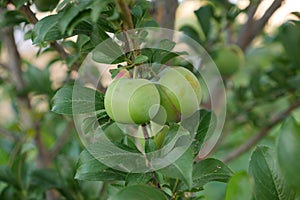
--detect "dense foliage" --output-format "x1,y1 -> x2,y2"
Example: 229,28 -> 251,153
0,0 -> 299,199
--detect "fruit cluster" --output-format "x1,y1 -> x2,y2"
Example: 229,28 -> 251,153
104,67 -> 201,125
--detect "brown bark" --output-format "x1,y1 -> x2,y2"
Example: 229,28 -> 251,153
153,0 -> 179,30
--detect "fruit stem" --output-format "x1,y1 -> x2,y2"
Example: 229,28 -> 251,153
141,124 -> 149,139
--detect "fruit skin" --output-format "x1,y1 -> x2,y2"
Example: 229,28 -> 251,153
104,78 -> 160,124
155,67 -> 201,122
34,0 -> 59,12
213,45 -> 244,76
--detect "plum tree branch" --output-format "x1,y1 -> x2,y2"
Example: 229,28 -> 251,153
223,99 -> 300,163
1,25 -> 51,168
115,0 -> 134,30
153,0 -> 178,30
49,121 -> 74,159
0,125 -> 20,142
19,5 -> 68,59
236,0 -> 284,51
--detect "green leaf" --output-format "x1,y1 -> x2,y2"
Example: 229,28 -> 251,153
190,158 -> 233,190
179,25 -> 201,43
134,55 -> 149,64
194,4 -> 213,40
0,10 -> 27,28
195,110 -> 216,152
109,185 -> 167,200
225,171 -> 253,200
75,150 -> 126,181
158,39 -> 176,51
23,64 -> 53,96
249,146 -> 296,200
12,0 -> 28,8
158,148 -> 193,189
277,117 -> 300,192
92,37 -> 125,64
51,85 -> 104,115
280,21 -> 300,65
0,166 -> 20,189
32,13 -> 64,44
125,173 -> 152,186
30,169 -> 62,191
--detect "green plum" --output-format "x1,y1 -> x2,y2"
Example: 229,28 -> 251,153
155,67 -> 201,122
104,78 -> 160,124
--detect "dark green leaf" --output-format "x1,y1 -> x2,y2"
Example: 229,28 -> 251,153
12,0 -> 27,8
134,55 -> 149,64
158,148 -> 193,189
32,13 -> 64,44
92,37 -> 125,64
277,117 -> 300,192
51,85 -> 104,115
280,21 -> 300,65
158,39 -> 176,51
75,150 -> 126,181
0,10 -> 27,28
23,64 -> 53,96
179,25 -> 201,43
110,185 -> 167,200
225,171 -> 253,200
194,5 -> 213,39
249,146 -> 296,200
125,173 -> 152,186
190,158 -> 233,190
30,169 -> 61,191
0,166 -> 20,189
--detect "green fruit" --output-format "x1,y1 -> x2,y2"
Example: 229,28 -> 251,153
156,67 -> 201,122
213,45 -> 244,76
153,125 -> 169,148
34,0 -> 59,12
277,117 -> 300,191
104,78 -> 160,124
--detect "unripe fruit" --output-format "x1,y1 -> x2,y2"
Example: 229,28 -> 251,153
104,78 -> 160,124
34,0 -> 59,12
155,67 -> 201,122
213,45 -> 244,76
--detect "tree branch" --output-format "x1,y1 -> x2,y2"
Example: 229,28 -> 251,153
19,5 -> 69,59
236,0 -> 284,51
223,99 -> 300,163
49,121 -> 74,159
0,126 -> 20,142
115,0 -> 134,30
153,0 -> 179,30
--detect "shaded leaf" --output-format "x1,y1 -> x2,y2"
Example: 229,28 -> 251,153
277,117 -> 300,192
194,4 -> 213,40
191,158 -> 233,190
0,166 -> 20,189
249,146 -> 296,200
158,148 -> 193,189
125,173 -> 152,186
134,55 -> 149,64
75,150 -> 126,181
109,185 -> 167,200
225,171 -> 253,200
51,85 -> 104,115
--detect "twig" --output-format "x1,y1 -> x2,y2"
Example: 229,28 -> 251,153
49,121 -> 74,159
0,126 -> 20,142
115,0 -> 134,30
19,5 -> 69,59
236,0 -> 284,51
223,99 -> 300,163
